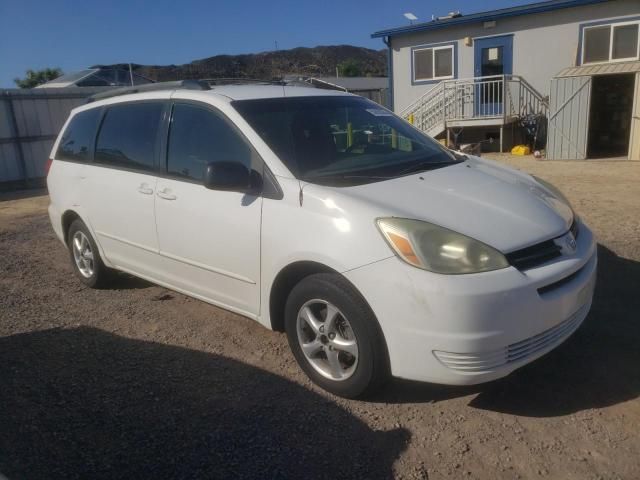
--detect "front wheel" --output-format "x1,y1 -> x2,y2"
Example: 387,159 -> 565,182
284,273 -> 389,398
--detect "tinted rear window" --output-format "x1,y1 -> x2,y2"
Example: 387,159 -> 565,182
56,108 -> 101,162
95,102 -> 163,172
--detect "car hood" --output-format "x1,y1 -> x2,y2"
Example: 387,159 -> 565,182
335,156 -> 573,253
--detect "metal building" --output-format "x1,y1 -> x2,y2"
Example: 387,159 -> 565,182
547,61 -> 640,160
35,67 -> 153,88
284,76 -> 389,107
0,87 -> 108,187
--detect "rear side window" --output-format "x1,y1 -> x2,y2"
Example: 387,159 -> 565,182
167,103 -> 253,182
56,108 -> 101,162
95,102 -> 163,172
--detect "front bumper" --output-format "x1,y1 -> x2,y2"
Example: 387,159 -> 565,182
344,220 -> 597,385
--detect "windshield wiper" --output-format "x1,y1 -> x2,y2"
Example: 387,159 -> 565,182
307,173 -> 393,181
451,151 -> 468,161
336,174 -> 392,179
305,156 -> 464,183
395,159 -> 461,177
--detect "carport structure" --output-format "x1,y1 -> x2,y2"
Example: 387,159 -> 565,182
547,60 -> 640,160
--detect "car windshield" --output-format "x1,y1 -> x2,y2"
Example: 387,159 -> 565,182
232,95 -> 462,186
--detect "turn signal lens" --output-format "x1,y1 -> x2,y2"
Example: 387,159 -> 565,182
386,231 -> 422,267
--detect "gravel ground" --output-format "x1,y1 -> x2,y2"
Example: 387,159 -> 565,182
1,156 -> 639,480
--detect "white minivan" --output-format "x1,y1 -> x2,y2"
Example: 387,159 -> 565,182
47,81 -> 597,398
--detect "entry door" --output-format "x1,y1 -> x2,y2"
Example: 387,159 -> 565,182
547,76 -> 591,160
154,102 -> 262,316
84,100 -> 166,278
474,35 -> 513,116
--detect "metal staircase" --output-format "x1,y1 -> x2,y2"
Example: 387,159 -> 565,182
400,75 -> 549,139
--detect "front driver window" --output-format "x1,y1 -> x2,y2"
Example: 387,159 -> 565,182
167,103 -> 253,182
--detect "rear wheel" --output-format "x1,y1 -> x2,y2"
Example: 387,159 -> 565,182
285,273 -> 389,398
67,219 -> 112,288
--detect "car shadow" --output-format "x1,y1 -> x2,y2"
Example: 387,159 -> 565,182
0,327 -> 408,480
102,271 -> 154,290
373,244 -> 640,417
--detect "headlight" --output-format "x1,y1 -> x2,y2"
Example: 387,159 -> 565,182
376,218 -> 509,274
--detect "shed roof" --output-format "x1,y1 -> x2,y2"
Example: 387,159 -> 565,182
312,77 -> 389,90
555,60 -> 640,77
371,0 -> 609,39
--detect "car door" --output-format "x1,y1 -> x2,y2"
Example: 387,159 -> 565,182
53,107 -> 103,214
83,99 -> 167,278
154,101 -> 262,317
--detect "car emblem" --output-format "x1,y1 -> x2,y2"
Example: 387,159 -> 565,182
554,232 -> 577,255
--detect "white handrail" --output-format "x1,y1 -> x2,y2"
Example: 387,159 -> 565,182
398,82 -> 442,117
401,74 -> 549,137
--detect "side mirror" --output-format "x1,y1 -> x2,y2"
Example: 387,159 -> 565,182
203,162 -> 262,193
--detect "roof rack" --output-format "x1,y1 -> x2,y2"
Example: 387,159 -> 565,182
200,77 -> 288,86
87,79 -> 211,103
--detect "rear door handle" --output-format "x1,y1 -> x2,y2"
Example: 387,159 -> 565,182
137,183 -> 154,195
157,188 -> 177,200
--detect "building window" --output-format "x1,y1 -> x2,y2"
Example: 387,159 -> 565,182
413,45 -> 454,82
613,24 -> 639,59
582,21 -> 640,64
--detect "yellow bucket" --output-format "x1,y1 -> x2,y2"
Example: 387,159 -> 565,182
511,145 -> 531,156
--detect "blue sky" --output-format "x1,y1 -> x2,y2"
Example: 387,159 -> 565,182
0,0 -> 532,88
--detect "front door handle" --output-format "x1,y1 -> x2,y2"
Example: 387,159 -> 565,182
137,183 -> 154,195
157,188 -> 177,201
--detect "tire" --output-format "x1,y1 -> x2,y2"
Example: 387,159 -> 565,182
285,273 -> 389,398
67,219 -> 112,288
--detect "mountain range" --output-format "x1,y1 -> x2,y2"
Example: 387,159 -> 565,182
95,45 -> 387,81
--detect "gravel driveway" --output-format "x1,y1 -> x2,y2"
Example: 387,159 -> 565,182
1,156 -> 639,479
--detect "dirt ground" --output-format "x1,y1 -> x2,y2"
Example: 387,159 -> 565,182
0,156 -> 639,480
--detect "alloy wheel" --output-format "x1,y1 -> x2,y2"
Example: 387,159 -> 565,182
72,231 -> 95,278
296,299 -> 359,381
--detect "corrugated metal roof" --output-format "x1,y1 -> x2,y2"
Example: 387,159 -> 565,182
371,0 -> 609,38
555,61 -> 640,77
283,75 -> 389,91
313,77 -> 389,90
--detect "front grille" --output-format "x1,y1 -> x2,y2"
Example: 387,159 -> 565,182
505,219 -> 579,271
433,303 -> 588,373
505,240 -> 562,270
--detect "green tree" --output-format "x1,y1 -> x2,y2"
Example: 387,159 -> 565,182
13,68 -> 63,88
337,60 -> 362,77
